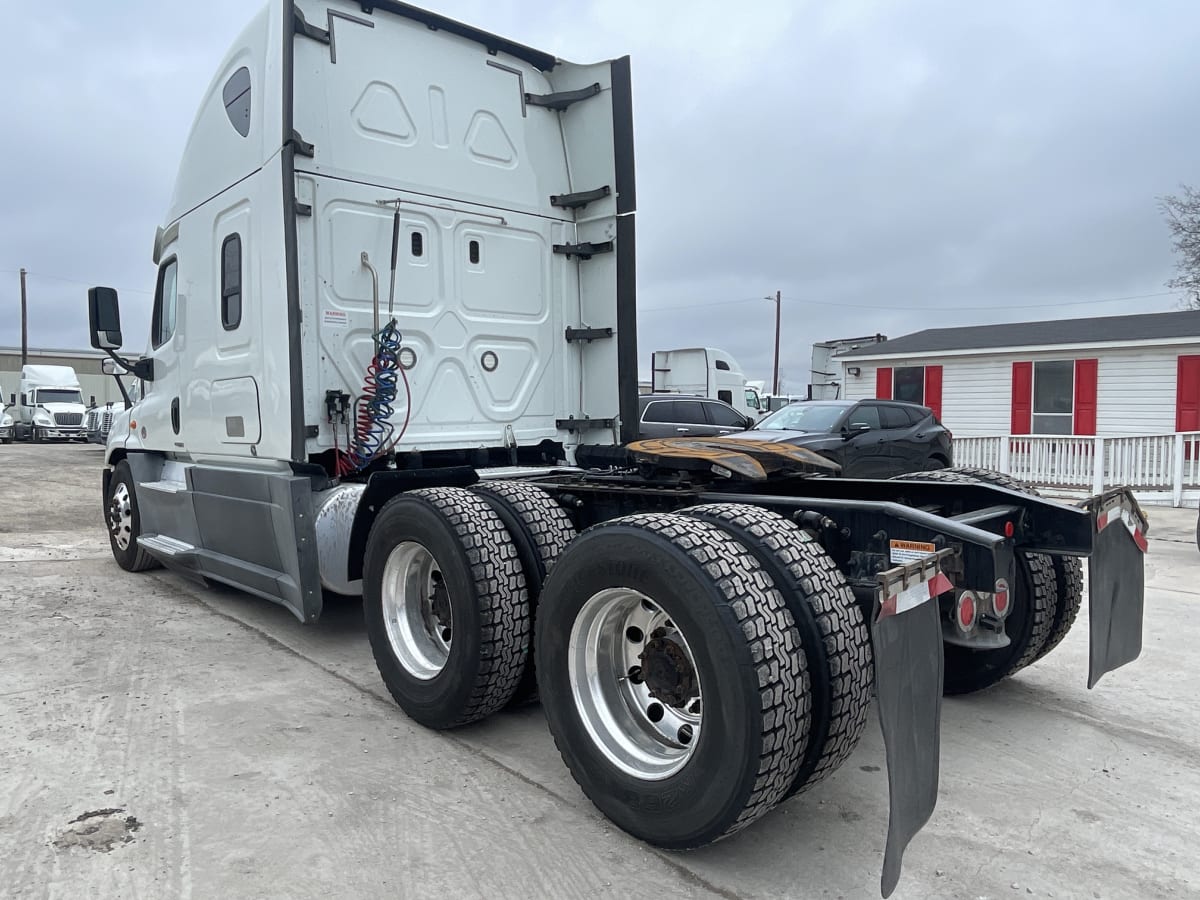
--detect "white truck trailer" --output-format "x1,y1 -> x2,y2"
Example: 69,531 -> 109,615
651,347 -> 765,417
87,3 -> 1148,895
13,364 -> 88,441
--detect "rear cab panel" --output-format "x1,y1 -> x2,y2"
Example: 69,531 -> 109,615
291,0 -> 636,462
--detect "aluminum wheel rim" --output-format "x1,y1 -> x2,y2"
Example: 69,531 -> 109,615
381,542 -> 452,681
109,483 -> 133,551
569,588 -> 703,780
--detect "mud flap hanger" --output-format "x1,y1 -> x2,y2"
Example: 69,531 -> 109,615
871,547 -> 956,897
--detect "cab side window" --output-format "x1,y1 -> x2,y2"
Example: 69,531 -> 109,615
221,234 -> 242,330
152,258 -> 179,349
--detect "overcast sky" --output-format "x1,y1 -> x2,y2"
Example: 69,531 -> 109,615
2,0 -> 1198,390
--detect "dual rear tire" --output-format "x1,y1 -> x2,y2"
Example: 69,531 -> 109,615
363,488 -> 874,848
891,466 -> 1082,693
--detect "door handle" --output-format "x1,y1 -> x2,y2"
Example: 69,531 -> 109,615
676,427 -> 690,434
171,397 -> 180,435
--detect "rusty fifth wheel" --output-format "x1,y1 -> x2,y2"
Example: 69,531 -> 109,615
535,512 -> 809,848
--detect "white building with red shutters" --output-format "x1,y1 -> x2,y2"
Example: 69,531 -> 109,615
834,309 -> 1200,505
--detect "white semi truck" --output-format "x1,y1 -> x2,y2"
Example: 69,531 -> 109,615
87,3 -> 1148,895
13,364 -> 88,441
650,347 -> 765,418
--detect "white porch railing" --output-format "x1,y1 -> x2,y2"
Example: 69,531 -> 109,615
953,433 -> 1200,507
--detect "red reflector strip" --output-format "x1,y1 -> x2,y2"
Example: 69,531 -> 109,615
879,571 -> 954,619
1097,501 -> 1149,555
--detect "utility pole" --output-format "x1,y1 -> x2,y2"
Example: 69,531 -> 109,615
765,290 -> 781,395
19,268 -> 28,366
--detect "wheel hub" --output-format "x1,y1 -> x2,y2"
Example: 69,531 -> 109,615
568,588 -> 704,781
380,542 -> 453,681
640,631 -> 699,708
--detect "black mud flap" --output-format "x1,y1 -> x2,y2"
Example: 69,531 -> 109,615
1086,490 -> 1149,689
871,549 -> 954,898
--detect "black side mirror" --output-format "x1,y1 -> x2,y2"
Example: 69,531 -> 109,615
843,421 -> 871,440
88,286 -> 123,350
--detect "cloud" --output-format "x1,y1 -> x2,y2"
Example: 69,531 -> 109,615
1,0 -> 1194,392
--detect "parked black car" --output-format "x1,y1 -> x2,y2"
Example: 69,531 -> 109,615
637,394 -> 754,439
728,399 -> 952,478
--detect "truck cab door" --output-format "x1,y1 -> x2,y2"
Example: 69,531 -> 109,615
137,256 -> 186,451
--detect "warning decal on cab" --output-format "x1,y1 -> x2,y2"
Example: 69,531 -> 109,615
889,539 -> 937,564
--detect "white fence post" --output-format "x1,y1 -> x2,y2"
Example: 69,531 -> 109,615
998,436 -> 1011,474
1174,432 -> 1185,508
1092,436 -> 1105,495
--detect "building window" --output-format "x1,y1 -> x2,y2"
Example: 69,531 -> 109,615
221,234 -> 242,330
877,365 -> 944,418
893,366 -> 925,404
152,258 -> 179,349
1032,360 -> 1074,434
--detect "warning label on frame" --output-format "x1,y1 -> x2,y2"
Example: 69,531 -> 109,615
889,539 -> 937,564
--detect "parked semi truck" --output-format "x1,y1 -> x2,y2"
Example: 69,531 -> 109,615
13,365 -> 87,442
87,3 -> 1147,895
651,347 -> 765,418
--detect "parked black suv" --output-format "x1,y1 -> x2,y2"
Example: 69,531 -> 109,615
637,394 -> 754,439
728,399 -> 952,478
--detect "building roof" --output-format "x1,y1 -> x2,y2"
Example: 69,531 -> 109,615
837,309 -> 1200,359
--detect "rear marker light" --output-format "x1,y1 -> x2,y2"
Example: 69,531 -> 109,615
993,578 -> 1010,617
956,591 -> 978,632
1004,520 -> 1015,538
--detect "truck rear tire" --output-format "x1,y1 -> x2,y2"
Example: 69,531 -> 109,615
536,513 -> 808,848
363,487 -> 530,729
471,480 -> 577,706
891,467 -> 1058,693
105,461 -> 160,572
679,503 -> 872,796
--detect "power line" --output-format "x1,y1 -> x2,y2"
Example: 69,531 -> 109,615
640,289 -> 1181,314
1,268 -> 153,296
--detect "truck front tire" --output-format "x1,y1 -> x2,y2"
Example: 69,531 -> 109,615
536,513 -> 807,848
363,487 -> 530,729
105,461 -> 160,572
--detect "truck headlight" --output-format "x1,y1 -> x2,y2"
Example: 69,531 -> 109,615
0,414 -> 11,427
34,411 -> 53,425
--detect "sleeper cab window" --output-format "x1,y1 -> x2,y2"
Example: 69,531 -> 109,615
223,67 -> 252,137
221,234 -> 243,330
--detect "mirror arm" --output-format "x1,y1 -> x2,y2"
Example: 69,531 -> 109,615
112,373 -> 133,411
103,348 -> 154,388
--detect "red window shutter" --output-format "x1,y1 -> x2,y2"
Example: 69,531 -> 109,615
1073,358 -> 1098,436
1011,362 -> 1032,434
923,365 -> 943,420
876,367 -> 893,399
1178,355 -> 1200,432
